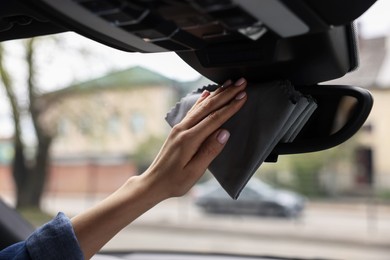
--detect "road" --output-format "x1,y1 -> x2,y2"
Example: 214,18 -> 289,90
39,195 -> 390,260
103,226 -> 390,260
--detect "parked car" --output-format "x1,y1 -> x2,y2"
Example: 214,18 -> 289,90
193,179 -> 305,218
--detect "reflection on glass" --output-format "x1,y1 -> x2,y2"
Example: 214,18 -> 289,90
331,96 -> 358,134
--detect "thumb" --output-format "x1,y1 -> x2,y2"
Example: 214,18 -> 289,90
189,129 -> 230,172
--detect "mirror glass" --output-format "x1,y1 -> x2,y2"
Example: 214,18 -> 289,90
269,85 -> 373,159
332,96 -> 359,134
295,94 -> 359,140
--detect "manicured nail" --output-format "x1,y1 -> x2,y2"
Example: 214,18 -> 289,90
221,79 -> 232,88
235,91 -> 246,100
234,77 -> 246,87
217,129 -> 230,144
201,90 -> 209,98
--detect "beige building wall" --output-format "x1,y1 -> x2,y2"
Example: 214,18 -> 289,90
360,88 -> 390,189
43,85 -> 176,158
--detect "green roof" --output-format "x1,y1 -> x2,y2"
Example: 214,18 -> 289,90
46,66 -> 178,97
43,66 -> 215,100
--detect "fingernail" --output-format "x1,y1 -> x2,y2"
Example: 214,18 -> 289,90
234,78 -> 246,87
217,129 -> 230,144
235,91 -> 246,100
221,79 -> 232,88
201,90 -> 209,98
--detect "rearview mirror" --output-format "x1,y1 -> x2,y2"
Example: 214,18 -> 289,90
266,85 -> 373,162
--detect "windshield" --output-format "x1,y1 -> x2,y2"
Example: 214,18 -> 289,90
1,2 -> 390,260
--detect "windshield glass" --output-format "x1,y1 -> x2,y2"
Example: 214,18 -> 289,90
1,2 -> 390,260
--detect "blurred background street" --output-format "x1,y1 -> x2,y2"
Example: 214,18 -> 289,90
14,194 -> 390,260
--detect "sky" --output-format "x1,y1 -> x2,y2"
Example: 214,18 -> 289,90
1,0 -> 390,139
358,0 -> 390,38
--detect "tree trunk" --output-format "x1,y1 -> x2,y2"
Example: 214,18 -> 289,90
0,44 -> 32,208
13,144 -> 32,208
22,38 -> 54,209
1,40 -> 54,210
26,136 -> 52,207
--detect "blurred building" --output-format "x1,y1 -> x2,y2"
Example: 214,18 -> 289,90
0,137 -> 12,165
327,35 -> 390,192
0,138 -> 13,193
37,66 -> 211,194
0,66 -> 212,195
43,66 -> 178,160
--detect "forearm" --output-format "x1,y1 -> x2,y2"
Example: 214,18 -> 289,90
70,78 -> 247,259
71,174 -> 165,259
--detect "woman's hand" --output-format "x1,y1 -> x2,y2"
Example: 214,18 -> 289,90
71,78 -> 247,259
142,78 -> 247,200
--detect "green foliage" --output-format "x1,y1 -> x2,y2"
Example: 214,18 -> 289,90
376,189 -> 390,201
17,207 -> 53,228
289,152 -> 325,196
258,139 -> 357,198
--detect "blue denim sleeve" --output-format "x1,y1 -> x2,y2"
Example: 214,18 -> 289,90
0,212 -> 84,260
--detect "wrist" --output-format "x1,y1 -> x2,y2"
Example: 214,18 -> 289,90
125,172 -> 169,206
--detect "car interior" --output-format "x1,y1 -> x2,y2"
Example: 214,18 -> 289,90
0,0 -> 376,155
0,0 -> 382,259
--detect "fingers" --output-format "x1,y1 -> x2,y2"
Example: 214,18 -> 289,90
187,79 -> 232,115
179,81 -> 246,167
212,79 -> 233,95
189,89 -> 247,144
142,78 -> 247,199
180,78 -> 247,129
188,90 -> 210,114
185,129 -> 230,174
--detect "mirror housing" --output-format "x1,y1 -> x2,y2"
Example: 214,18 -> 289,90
178,24 -> 358,86
266,85 -> 373,162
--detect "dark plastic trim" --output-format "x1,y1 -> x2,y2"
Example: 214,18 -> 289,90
0,199 -> 34,250
270,85 -> 373,157
178,24 -> 356,85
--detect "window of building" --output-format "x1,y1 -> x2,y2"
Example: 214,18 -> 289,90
355,146 -> 374,186
107,113 -> 121,135
57,118 -> 68,137
129,112 -> 145,135
79,117 -> 92,136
